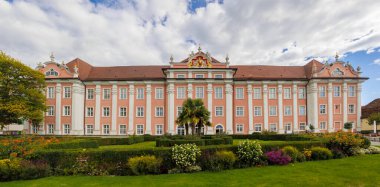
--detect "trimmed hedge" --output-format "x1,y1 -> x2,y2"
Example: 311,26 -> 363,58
156,136 -> 233,147
95,136 -> 144,146
230,134 -> 314,141
46,139 -> 99,149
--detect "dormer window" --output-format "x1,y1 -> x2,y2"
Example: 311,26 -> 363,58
332,68 -> 344,77
45,69 -> 58,76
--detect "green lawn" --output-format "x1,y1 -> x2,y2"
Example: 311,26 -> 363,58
3,154 -> 380,187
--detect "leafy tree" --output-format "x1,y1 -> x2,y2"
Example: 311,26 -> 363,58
175,98 -> 212,135
0,52 -> 46,129
368,112 -> 380,126
344,122 -> 353,130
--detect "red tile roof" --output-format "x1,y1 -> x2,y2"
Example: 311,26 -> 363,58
232,65 -> 307,80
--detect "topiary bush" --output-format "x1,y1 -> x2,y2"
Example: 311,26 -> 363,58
236,140 -> 263,167
205,150 -> 237,171
310,147 -> 333,160
127,155 -> 162,175
171,144 -> 201,172
265,150 -> 291,165
282,146 -> 305,162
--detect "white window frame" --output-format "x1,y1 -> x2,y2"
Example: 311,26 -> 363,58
214,74 -> 223,79
119,88 -> 127,100
63,87 -> 71,98
284,88 -> 291,99
299,106 -> 306,116
86,107 -> 94,117
269,88 -> 276,99
348,104 -> 355,114
119,107 -> 127,117
63,106 -> 71,116
156,124 -> 163,135
64,124 -> 70,134
269,106 -> 277,116
299,122 -> 306,130
253,88 -> 261,99
119,124 -> 127,135
103,88 -> 111,100
177,74 -> 185,78
214,87 -> 223,99
136,124 -> 144,135
285,123 -> 292,131
348,86 -> 355,97
47,106 -> 55,116
236,106 -> 244,117
103,124 -> 110,135
319,121 -> 327,130
284,106 -> 292,116
236,88 -> 244,99
137,88 -> 144,99
87,88 -> 94,100
269,123 -> 277,132
298,88 -> 305,99
319,86 -> 326,97
254,106 -> 262,116
155,87 -> 164,99
155,106 -> 164,117
103,107 -> 110,117
195,87 -> 204,99
215,106 -> 224,117
195,74 -> 204,79
236,124 -> 244,133
136,106 -> 144,117
177,87 -> 185,99
319,104 -> 326,114
86,125 -> 94,134
254,124 -> 262,132
333,86 -> 341,97
177,106 -> 183,116
47,87 -> 55,99
47,124 -> 54,134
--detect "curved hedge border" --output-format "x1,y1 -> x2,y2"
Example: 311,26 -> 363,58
46,139 -> 99,149
156,136 -> 233,147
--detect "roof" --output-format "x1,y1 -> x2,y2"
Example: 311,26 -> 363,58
361,98 -> 380,119
231,65 -> 307,80
85,66 -> 168,81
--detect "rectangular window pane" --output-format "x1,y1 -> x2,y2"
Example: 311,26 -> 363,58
137,107 -> 144,117
196,87 -> 204,98
236,88 -> 244,99
270,124 -> 277,132
236,107 -> 244,116
253,88 -> 261,99
156,107 -> 164,117
319,86 -> 326,97
348,104 -> 355,114
177,74 -> 185,78
87,107 -> 94,117
254,106 -> 262,116
299,106 -> 306,116
48,124 -> 54,134
284,88 -> 291,99
155,88 -> 163,99
236,124 -> 243,133
177,87 -> 185,99
120,88 -> 127,99
334,86 -> 340,97
103,125 -> 110,135
215,107 -> 223,116
87,89 -> 94,100
284,106 -> 292,116
214,74 -> 223,78
137,88 -> 144,99
120,107 -> 127,117
320,105 -> 326,114
47,87 -> 55,98
269,106 -> 277,116
120,125 -> 127,134
63,106 -> 71,116
156,125 -> 163,135
319,122 -> 326,130
215,87 -> 223,99
64,124 -> 70,134
255,124 -> 262,132
195,74 -> 204,78
86,125 -> 94,134
298,88 -> 305,99
299,123 -> 306,130
137,125 -> 144,135
103,89 -> 110,99
64,87 -> 71,98
269,88 -> 276,99
349,86 -> 355,97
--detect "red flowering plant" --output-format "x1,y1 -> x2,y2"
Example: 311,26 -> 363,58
265,150 -> 291,165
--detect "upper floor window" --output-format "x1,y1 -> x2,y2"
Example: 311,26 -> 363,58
269,88 -> 276,99
137,88 -> 144,99
120,107 -> 127,117
320,105 -> 326,114
63,106 -> 71,116
214,87 -> 223,99
45,69 -> 58,76
319,86 -> 326,97
298,88 -> 305,99
284,88 -> 291,99
333,86 -> 341,97
196,87 -> 204,98
87,89 -> 94,100
299,106 -> 306,116
103,107 -> 110,117
120,88 -> 127,99
269,106 -> 277,116
236,107 -> 244,116
215,107 -> 223,116
195,74 -> 204,79
177,74 -> 185,78
47,106 -> 54,116
156,107 -> 164,117
155,88 -> 164,99
103,89 -> 111,100
87,107 -> 94,117
177,87 -> 185,99
177,106 -> 183,116
64,87 -> 71,98
214,74 -> 223,79
137,107 -> 144,117
253,88 -> 261,99
47,87 -> 55,99
284,106 -> 292,116
236,88 -> 244,99
348,104 -> 355,114
254,106 -> 262,116
348,86 -> 355,97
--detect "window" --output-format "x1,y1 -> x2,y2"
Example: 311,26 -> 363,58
319,86 -> 326,97
120,125 -> 127,135
299,106 -> 306,116
87,89 -> 94,100
177,74 -> 185,78
214,74 -> 223,78
103,124 -> 110,135
137,107 -> 144,117
86,125 -> 94,134
86,107 -> 94,117
349,86 -> 355,97
320,105 -> 326,114
299,122 -> 306,130
269,106 -> 277,116
47,124 -> 54,134
320,122 -> 327,130
64,124 -> 70,134
45,69 -> 58,76
120,107 -> 127,117
269,88 -> 276,99
255,124 -> 262,132
253,88 -> 261,99
47,87 -> 55,98
215,107 -> 223,116
196,87 -> 204,98
103,107 -> 110,117
177,107 -> 183,116
216,125 -> 224,134
254,106 -> 262,116
333,86 -> 341,97
298,88 -> 305,99
177,87 -> 185,99
348,104 -> 355,114
32,124 -> 38,134
285,123 -> 291,132
195,74 -> 204,78
156,125 -> 163,135
284,88 -> 291,99
156,107 -> 164,117
47,106 -> 54,116
270,124 -> 277,132
137,88 -> 144,99
214,87 -> 223,99
136,125 -> 144,135
236,107 -> 244,116
63,106 -> 71,116
284,106 -> 292,116
103,89 -> 110,100
120,88 -> 127,99
64,87 -> 71,98
155,88 -> 163,99
236,124 -> 243,133
177,126 -> 185,135
236,88 -> 244,99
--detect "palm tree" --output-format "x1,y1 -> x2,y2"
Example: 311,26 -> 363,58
175,98 -> 212,135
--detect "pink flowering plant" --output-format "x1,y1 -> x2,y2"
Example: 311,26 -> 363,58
265,150 -> 291,165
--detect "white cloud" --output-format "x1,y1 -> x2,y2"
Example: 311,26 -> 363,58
1,0 -> 380,67
374,59 -> 380,65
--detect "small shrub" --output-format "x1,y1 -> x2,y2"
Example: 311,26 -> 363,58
0,159 -> 50,181
361,137 -> 371,149
236,140 -> 263,166
325,131 -> 364,156
171,144 -> 201,172
128,155 -> 162,175
207,151 -> 237,171
265,150 -> 291,165
310,147 -> 333,160
330,148 -> 346,159
282,146 -> 299,162
303,149 -> 312,161
351,147 -> 366,156
364,146 -> 380,154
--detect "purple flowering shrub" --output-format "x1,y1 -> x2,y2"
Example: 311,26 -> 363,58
265,150 -> 291,165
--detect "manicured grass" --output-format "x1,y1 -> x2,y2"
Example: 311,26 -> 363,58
97,141 -> 156,150
4,154 -> 380,186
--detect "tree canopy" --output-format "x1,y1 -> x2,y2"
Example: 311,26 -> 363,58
0,52 -> 46,129
368,112 -> 380,125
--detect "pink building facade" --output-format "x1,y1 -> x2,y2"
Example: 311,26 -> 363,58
28,49 -> 367,135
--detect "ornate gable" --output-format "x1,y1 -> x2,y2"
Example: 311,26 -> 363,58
170,46 -> 229,68
312,54 -> 361,78
36,53 -> 77,79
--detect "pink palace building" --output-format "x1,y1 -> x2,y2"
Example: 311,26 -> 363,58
29,48 -> 367,135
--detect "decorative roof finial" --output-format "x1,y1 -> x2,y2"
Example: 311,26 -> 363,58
198,44 -> 201,52
335,52 -> 339,62
170,55 -> 173,63
50,52 -> 55,62
225,54 -> 230,64
356,66 -> 361,73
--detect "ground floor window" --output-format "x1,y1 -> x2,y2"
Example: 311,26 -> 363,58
216,125 -> 224,134
47,124 -> 54,134
269,124 -> 277,132
177,125 -> 185,135
156,125 -> 163,135
320,122 -> 327,130
64,124 -> 70,134
120,125 -> 127,135
86,125 -> 94,134
299,122 -> 306,130
136,124 -> 144,135
254,124 -> 262,132
236,124 -> 243,133
103,124 -> 110,135
285,123 -> 292,132
32,124 -> 39,134
195,125 -> 205,135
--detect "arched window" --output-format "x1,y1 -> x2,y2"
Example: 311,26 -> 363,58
177,125 -> 185,135
215,124 -> 224,134
45,69 -> 58,76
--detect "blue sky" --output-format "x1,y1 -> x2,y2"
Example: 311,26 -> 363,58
0,0 -> 380,105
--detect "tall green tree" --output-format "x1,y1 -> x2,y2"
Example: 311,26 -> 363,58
175,98 -> 212,135
368,112 -> 380,126
0,52 -> 46,129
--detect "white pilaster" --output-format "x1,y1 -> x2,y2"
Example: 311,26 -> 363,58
207,83 -> 213,134
111,84 -> 117,135
343,81 -> 348,125
128,84 -> 135,135
71,81 -> 85,135
292,84 -> 298,132
225,83 -> 233,134
328,82 -> 334,132
248,84 -> 254,133
55,83 -> 62,134
145,83 -> 152,134
278,84 -> 284,134
95,84 -> 101,135
168,83 -> 175,134
312,82 -> 319,132
188,71 -> 192,79
187,83 -> 193,98
263,84 -> 269,130
356,83 -> 362,131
